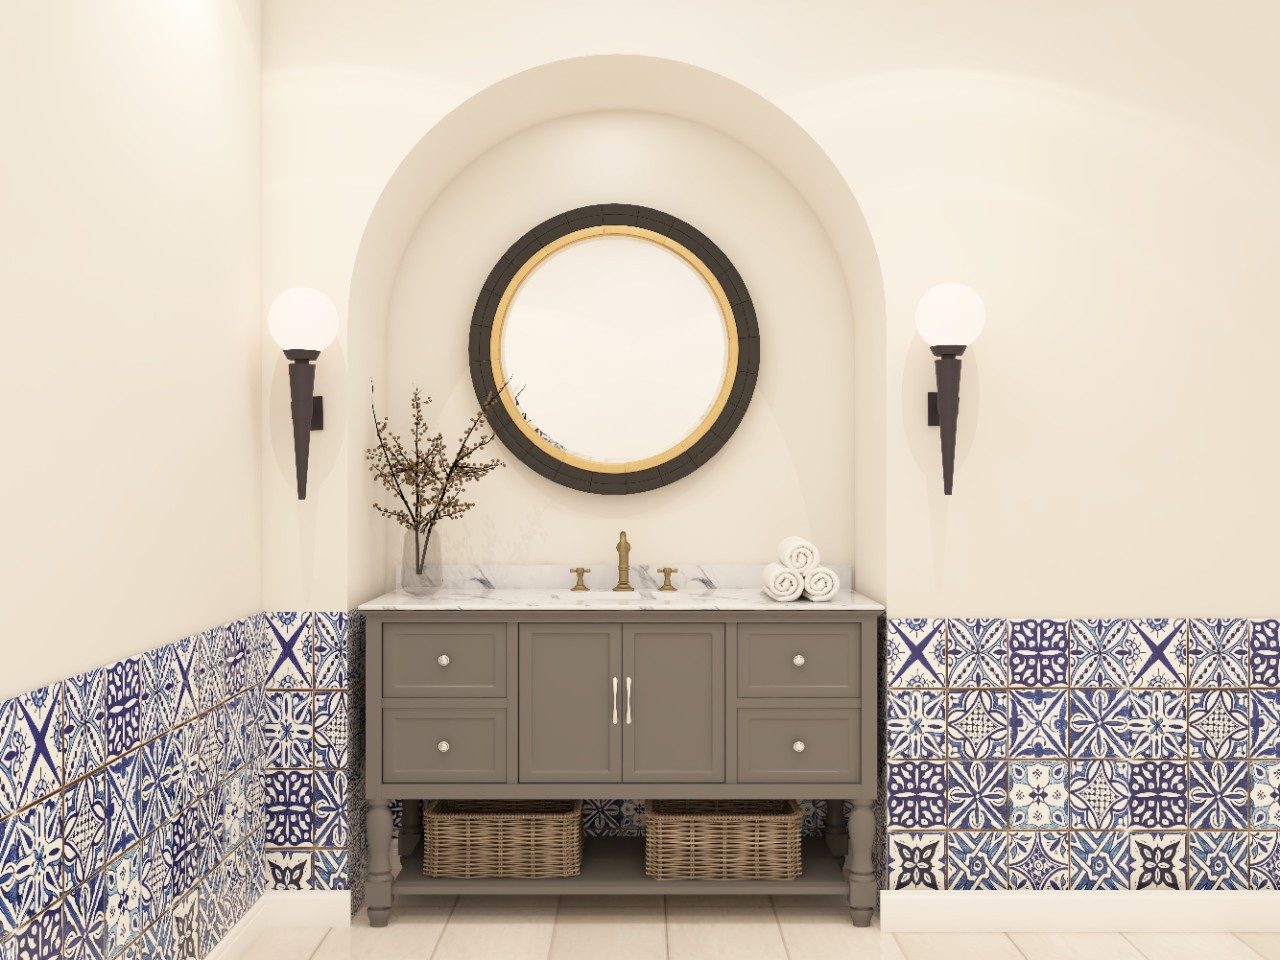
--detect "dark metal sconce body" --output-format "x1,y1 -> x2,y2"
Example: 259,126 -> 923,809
926,344 -> 965,495
284,348 -> 324,500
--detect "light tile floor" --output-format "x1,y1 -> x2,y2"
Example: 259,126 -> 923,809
240,898 -> 1280,960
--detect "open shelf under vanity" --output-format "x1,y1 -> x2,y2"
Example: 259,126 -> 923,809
394,837 -> 849,896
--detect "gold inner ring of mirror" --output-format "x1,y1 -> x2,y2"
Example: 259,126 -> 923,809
490,225 -> 740,475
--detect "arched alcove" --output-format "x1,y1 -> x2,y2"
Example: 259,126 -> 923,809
345,55 -> 885,601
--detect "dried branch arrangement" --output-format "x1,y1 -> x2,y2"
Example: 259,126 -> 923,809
365,385 -> 505,576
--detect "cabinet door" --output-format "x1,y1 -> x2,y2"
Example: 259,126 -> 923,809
519,624 -> 622,782
623,624 -> 725,783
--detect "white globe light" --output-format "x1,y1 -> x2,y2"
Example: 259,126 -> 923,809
268,287 -> 339,352
915,282 -> 985,347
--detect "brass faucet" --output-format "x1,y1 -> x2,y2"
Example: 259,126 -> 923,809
613,531 -> 634,591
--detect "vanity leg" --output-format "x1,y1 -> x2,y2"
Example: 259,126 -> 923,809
399,799 -> 423,868
824,799 -> 848,858
847,799 -> 876,927
367,801 -> 393,928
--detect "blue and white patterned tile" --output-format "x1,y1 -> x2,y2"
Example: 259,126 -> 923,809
1008,831 -> 1068,890
1071,831 -> 1129,890
170,637 -> 199,728
886,832 -> 945,890
1068,760 -> 1129,830
1252,620 -> 1280,688
1188,760 -> 1248,829
1251,761 -> 1280,828
142,646 -> 177,745
1008,620 -> 1068,688
169,890 -> 202,960
140,828 -> 169,932
1070,619 -> 1130,687
266,613 -> 313,690
265,770 -> 313,848
167,805 -> 208,901
0,796 -> 62,937
103,753 -> 140,863
140,912 -> 170,960
1130,832 -> 1187,890
103,848 -> 143,959
61,770 -> 107,890
582,799 -> 627,835
1068,689 -> 1131,759
314,691 -> 348,770
1253,691 -> 1280,758
1251,832 -> 1280,889
946,619 -> 1007,688
886,690 -> 946,760
1189,618 -> 1249,688
1189,690 -> 1249,760
313,770 -> 348,849
0,683 -> 64,815
197,627 -> 228,713
63,669 -> 106,786
312,850 -> 348,891
887,619 -> 946,689
946,832 -> 1007,890
1130,761 -> 1187,829
264,692 -> 313,770
1009,761 -> 1068,829
224,618 -> 254,697
945,762 -> 1006,830
1126,619 -> 1188,688
63,870 -> 106,960
11,908 -> 62,960
1008,689 -> 1067,759
314,612 -> 349,690
103,659 -> 142,762
219,769 -> 254,853
887,762 -> 946,830
263,850 -> 313,891
1188,831 -> 1248,890
1129,690 -> 1188,759
945,690 -> 1008,760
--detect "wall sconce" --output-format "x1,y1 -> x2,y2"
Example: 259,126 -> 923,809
917,282 -> 985,495
268,287 -> 339,500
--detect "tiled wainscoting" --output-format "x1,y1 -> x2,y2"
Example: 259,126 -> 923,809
0,615 -> 270,960
886,618 -> 1280,891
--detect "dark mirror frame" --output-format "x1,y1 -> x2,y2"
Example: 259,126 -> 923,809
469,203 -> 760,495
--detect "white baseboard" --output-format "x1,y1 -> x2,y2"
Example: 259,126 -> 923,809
881,890 -> 1280,932
206,891 -> 351,959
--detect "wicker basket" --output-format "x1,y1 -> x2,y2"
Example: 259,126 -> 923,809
423,800 -> 583,879
644,799 -> 803,881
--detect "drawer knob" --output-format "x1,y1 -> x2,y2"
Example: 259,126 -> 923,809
792,740 -> 806,753
792,654 -> 806,667
437,740 -> 451,753
437,654 -> 451,667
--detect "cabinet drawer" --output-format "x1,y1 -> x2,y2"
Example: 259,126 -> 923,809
736,623 -> 861,698
383,708 -> 506,782
736,708 -> 860,783
383,622 -> 506,697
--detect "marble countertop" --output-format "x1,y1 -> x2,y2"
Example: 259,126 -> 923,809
358,586 -> 884,612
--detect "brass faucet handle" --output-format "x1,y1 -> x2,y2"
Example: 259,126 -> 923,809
570,567 -> 591,591
658,567 -> 678,592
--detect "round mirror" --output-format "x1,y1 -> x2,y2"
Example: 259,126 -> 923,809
471,205 -> 759,494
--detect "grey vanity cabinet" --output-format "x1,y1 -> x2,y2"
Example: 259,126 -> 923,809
519,623 -> 725,783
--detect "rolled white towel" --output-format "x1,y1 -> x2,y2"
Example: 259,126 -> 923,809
778,536 -> 820,573
803,566 -> 840,602
763,562 -> 804,602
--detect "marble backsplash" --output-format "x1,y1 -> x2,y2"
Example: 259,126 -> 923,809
395,562 -> 854,593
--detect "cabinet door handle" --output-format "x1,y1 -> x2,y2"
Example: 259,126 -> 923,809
437,654 -> 451,667
792,654 -> 805,667
437,740 -> 451,753
792,740 -> 806,753
612,676 -> 619,725
625,676 -> 633,725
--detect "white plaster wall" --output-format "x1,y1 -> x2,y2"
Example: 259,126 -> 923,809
263,0 -> 1280,614
382,111 -> 855,572
0,0 -> 263,695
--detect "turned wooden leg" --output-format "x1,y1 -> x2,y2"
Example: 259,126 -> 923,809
847,799 -> 876,927
824,798 -> 848,858
367,800 -> 393,927
399,799 -> 423,867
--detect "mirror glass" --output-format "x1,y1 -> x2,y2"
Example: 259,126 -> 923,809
498,234 -> 731,466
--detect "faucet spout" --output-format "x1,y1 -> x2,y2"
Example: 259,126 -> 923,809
613,531 -> 634,591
